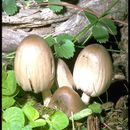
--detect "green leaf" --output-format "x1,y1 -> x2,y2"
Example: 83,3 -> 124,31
2,96 -> 15,109
45,36 -> 56,47
22,125 -> 32,130
48,0 -> 63,13
99,18 -> 117,35
69,108 -> 92,120
88,102 -> 102,114
22,104 -> 39,121
3,107 -> 25,128
56,33 -> 73,42
30,119 -> 46,128
48,111 -> 69,130
2,122 -> 24,130
85,11 -> 98,24
92,23 -> 109,43
2,70 -> 17,96
54,39 -> 75,59
2,121 -> 8,130
2,0 -> 18,15
2,64 -> 7,83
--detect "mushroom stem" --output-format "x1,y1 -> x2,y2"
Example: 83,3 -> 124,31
81,92 -> 90,105
42,89 -> 52,107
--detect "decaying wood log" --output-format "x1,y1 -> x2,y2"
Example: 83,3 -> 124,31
2,0 -> 128,52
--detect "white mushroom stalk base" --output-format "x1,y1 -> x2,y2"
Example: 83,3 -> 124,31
81,92 -> 90,105
42,89 -> 52,107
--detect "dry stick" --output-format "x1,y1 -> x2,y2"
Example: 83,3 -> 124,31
103,123 -> 113,130
113,19 -> 128,26
32,2 -> 99,15
32,2 -> 128,26
71,111 -> 75,130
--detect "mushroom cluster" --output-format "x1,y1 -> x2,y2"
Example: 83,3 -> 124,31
14,35 -> 113,116
48,59 -> 85,116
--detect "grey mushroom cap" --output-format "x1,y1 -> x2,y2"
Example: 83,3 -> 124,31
14,34 -> 55,93
48,86 -> 86,117
57,58 -> 75,88
73,44 -> 113,103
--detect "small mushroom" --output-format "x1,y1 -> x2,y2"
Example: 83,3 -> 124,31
73,44 -> 113,104
48,86 -> 86,117
14,34 -> 55,106
57,59 -> 74,89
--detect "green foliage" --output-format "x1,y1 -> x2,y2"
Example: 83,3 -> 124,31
22,104 -> 40,121
47,111 -> 69,130
22,102 -> 69,129
54,39 -> 75,59
3,107 -> 26,130
2,64 -> 7,83
45,36 -> 56,47
79,11 -> 117,44
48,0 -> 63,13
2,99 -> 69,130
2,0 -> 18,15
85,12 -> 98,24
99,18 -> 117,35
45,33 -> 75,59
2,96 -> 15,109
92,23 -> 109,43
88,102 -> 102,114
22,102 -> 46,128
69,108 -> 92,121
2,70 -> 17,96
22,125 -> 32,130
70,102 -> 102,120
2,65 -> 19,109
29,119 -> 46,128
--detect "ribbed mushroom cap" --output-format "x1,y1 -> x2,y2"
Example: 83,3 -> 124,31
48,86 -> 86,117
73,44 -> 113,97
57,59 -> 74,88
14,34 -> 55,93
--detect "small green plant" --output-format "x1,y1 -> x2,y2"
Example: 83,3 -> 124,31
2,0 -> 18,15
45,33 -> 75,59
2,64 -> 19,109
2,99 -> 69,130
69,102 -> 102,121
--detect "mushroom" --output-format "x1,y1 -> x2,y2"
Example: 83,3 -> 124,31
14,34 -> 55,106
57,59 -> 74,89
73,44 -> 113,104
48,86 -> 86,117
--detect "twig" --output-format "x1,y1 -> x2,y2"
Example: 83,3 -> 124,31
103,123 -> 113,130
71,111 -> 75,130
113,19 -> 128,26
32,1 -> 85,12
32,1 -> 100,16
32,1 -> 128,26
